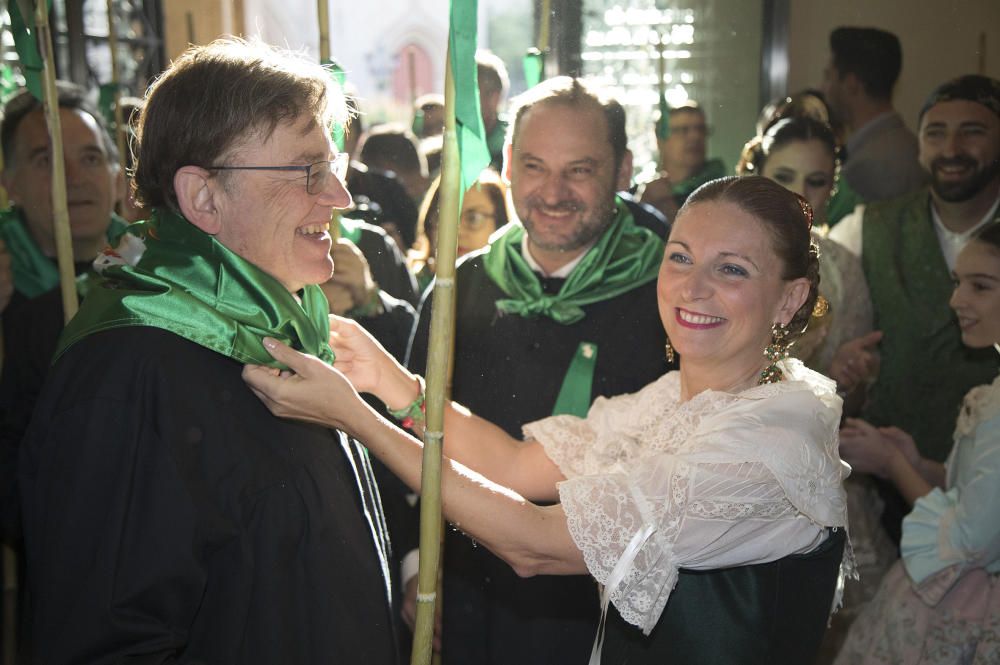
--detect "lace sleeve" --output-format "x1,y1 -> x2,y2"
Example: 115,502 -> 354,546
558,455 -> 826,634
524,373 -> 679,478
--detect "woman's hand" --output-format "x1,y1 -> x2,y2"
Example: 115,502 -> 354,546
242,337 -> 371,434
328,315 -> 420,409
839,417 -> 903,478
877,426 -> 921,468
829,330 -> 883,392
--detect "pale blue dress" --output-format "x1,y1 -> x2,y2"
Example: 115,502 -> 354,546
835,374 -> 1000,664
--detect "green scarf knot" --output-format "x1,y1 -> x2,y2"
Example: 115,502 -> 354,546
483,197 -> 664,325
56,209 -> 334,368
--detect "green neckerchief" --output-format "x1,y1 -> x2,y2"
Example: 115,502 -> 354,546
0,207 -> 127,298
56,209 -> 334,368
482,197 -> 664,325
672,157 -> 727,200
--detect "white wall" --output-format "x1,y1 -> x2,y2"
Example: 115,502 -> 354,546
787,0 -> 1000,130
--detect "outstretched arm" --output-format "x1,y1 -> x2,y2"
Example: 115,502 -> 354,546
325,316 -> 565,500
242,342 -> 582,576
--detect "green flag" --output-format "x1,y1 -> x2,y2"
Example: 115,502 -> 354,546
522,47 -> 544,90
448,0 -> 490,195
323,58 -> 347,152
9,0 -> 51,101
656,92 -> 671,140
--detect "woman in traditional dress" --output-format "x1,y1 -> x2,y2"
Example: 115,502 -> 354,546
834,222 -> 1000,665
738,115 -> 874,375
243,175 -> 852,664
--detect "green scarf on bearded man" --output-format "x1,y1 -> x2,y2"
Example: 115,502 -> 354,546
482,196 -> 664,325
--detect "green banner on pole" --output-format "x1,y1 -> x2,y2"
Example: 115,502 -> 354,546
448,0 -> 490,195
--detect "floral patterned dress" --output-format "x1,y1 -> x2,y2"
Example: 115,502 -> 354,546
835,374 -> 1000,665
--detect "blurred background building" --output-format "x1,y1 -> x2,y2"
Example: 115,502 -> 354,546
1,0 -> 997,172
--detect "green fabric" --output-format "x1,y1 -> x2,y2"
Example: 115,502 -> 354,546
826,177 -> 862,227
486,117 -> 508,171
323,59 -> 347,152
449,0 -> 491,195
522,49 -> 544,90
482,197 -> 664,325
552,341 -> 597,417
8,0 -> 50,101
672,158 -> 727,206
861,188 -> 999,461
0,64 -> 20,104
56,209 -> 334,369
0,207 -> 127,298
656,93 -> 670,141
97,82 -> 121,130
338,216 -> 364,244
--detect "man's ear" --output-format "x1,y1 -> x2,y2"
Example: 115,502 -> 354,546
843,71 -> 862,98
502,141 -> 513,183
616,149 -> 634,192
174,166 -> 221,234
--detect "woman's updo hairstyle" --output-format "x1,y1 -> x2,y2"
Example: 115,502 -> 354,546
737,115 -> 839,177
681,175 -> 821,340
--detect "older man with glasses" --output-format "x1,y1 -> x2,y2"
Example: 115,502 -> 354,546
17,39 -> 400,664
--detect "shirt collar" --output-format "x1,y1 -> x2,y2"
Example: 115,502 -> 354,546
519,232 -> 595,278
930,192 -> 1000,271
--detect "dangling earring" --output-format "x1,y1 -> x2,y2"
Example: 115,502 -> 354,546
759,322 -> 790,385
665,338 -> 676,364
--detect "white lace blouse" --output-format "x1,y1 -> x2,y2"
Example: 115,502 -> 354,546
524,359 -> 851,635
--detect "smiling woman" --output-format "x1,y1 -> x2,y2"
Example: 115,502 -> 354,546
244,174 -> 853,664
834,222 -> 1000,664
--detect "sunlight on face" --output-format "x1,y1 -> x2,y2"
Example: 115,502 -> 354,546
656,201 -> 806,375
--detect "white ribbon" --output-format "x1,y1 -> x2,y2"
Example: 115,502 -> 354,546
588,522 -> 656,665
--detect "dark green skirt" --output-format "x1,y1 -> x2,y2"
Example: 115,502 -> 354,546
602,529 -> 846,665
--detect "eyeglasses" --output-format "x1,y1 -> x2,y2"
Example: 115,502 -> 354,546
207,152 -> 349,195
461,209 -> 496,230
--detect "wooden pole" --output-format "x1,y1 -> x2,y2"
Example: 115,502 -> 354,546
317,0 -> 330,63
539,0 -> 551,53
34,0 -> 77,322
410,40 -> 461,665
105,0 -> 127,178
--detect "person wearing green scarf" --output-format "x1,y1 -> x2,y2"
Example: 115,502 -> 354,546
0,82 -> 125,311
405,76 -> 672,665
638,102 -> 727,219
17,40 -> 399,665
0,83 -> 127,588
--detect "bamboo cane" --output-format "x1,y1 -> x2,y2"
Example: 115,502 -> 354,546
105,0 -> 126,178
410,40 -> 461,665
33,0 -> 77,322
317,0 -> 330,63
539,0 -> 551,53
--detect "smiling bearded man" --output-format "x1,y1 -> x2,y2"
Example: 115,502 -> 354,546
17,39 -> 399,664
827,75 -> 1000,550
406,76 -> 673,665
